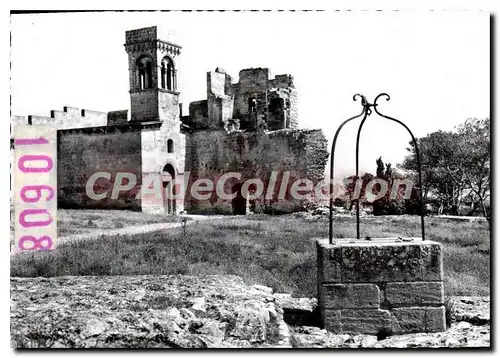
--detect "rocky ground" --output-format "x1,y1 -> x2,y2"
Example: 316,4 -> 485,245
10,275 -> 490,348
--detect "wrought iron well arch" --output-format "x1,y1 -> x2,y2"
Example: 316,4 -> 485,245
329,93 -> 425,244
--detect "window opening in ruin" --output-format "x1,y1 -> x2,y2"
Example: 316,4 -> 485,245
268,97 -> 286,129
269,98 -> 283,112
248,97 -> 257,113
167,139 -> 174,153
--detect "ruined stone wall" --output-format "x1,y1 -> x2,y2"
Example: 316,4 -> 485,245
305,129 -> 329,183
208,96 -> 234,130
184,128 -> 328,214
232,68 -> 269,130
182,67 -> 297,132
182,69 -> 235,131
268,75 -> 298,129
231,69 -> 298,131
58,125 -> 143,210
184,97 -> 235,131
207,69 -> 234,130
207,69 -> 233,98
183,100 -> 209,130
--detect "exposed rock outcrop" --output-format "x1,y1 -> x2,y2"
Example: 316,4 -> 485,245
10,275 -> 489,348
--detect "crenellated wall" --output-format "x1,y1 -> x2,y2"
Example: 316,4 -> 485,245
34,106 -> 106,129
11,106 -> 108,132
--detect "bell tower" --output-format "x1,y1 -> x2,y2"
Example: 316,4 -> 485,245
124,26 -> 182,122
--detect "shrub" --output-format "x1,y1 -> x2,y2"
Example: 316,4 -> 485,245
333,197 -> 346,208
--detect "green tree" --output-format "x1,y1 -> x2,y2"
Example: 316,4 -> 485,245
343,172 -> 374,210
455,118 -> 490,218
372,157 -> 405,216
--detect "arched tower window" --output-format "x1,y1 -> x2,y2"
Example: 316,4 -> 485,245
161,62 -> 166,89
167,139 -> 174,153
167,63 -> 173,90
161,57 -> 176,91
136,55 -> 153,90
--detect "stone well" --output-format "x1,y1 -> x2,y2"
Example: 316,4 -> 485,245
316,237 -> 445,335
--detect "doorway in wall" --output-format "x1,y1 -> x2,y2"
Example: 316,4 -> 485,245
162,164 -> 176,215
231,183 -> 247,215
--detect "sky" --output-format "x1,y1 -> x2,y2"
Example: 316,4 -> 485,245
10,11 -> 490,176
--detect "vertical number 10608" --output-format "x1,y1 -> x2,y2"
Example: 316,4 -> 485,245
15,135 -> 57,251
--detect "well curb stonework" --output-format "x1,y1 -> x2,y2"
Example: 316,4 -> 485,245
316,238 -> 446,335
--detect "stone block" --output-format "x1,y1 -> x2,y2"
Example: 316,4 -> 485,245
419,242 -> 444,281
385,282 -> 444,306
316,238 -> 442,283
426,306 -> 446,332
316,240 -> 341,283
392,307 -> 426,333
320,283 -> 380,309
321,309 -> 342,333
340,309 -> 400,335
391,306 -> 446,334
342,241 -> 442,282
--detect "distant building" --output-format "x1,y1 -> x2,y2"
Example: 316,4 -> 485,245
11,26 -> 329,215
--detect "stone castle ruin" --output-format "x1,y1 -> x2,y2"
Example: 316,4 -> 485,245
11,26 -> 329,215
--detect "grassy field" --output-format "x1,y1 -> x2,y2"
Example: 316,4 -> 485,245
56,209 -> 187,236
10,209 -> 186,238
10,212 -> 490,298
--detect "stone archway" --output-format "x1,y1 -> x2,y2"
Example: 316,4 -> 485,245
162,164 -> 176,215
